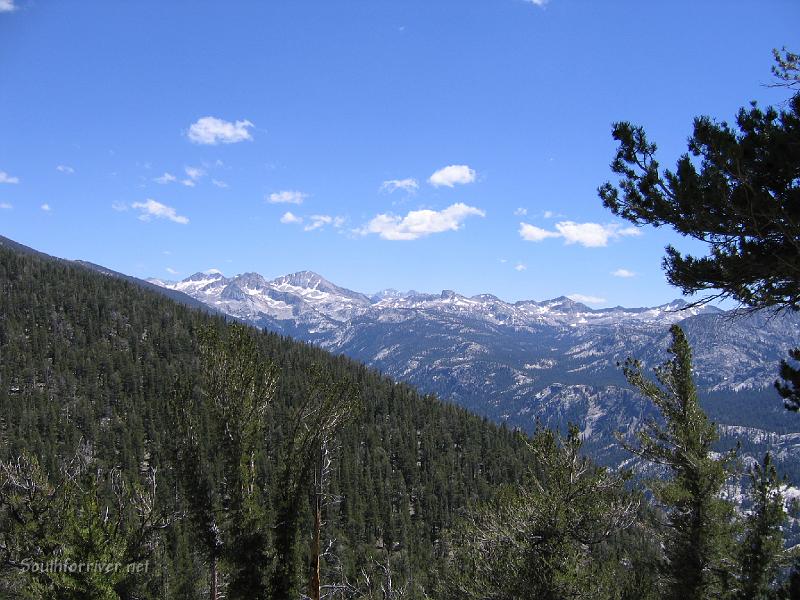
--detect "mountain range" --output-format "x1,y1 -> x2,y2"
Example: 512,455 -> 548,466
0,234 -> 540,596
2,231 -> 798,480
149,269 -> 800,475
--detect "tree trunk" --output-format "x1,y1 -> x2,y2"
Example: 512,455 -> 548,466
210,554 -> 218,600
309,493 -> 321,600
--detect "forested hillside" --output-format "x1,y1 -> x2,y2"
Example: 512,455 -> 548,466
2,238 -> 798,599
0,241 -> 536,598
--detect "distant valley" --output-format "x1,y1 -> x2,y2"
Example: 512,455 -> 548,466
150,269 -> 800,475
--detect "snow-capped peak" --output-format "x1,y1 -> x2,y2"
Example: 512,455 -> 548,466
148,267 -> 733,331
184,270 -> 225,282
270,270 -> 331,291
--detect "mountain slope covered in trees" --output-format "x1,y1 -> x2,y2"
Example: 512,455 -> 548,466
0,238 -> 537,598
1,237 -> 797,598
150,267 -> 800,477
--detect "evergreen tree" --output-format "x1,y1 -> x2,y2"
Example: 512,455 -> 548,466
441,425 -> 643,600
620,325 -> 737,599
777,349 -> 800,412
783,557 -> 800,600
598,49 -> 800,410
737,453 -> 788,600
770,47 -> 800,92
0,448 -> 170,599
169,380 -> 225,600
0,239 -> 537,598
270,366 -> 360,600
171,323 -> 278,600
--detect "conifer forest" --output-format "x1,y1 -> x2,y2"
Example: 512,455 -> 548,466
0,4 -> 799,599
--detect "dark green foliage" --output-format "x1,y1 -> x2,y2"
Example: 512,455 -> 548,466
621,325 -> 738,599
440,425 -> 647,600
270,366 -> 360,599
771,47 -> 800,92
777,349 -> 800,412
598,92 -> 800,312
737,453 -> 789,600
0,449 -> 169,599
0,242 -> 534,597
783,557 -> 800,599
171,324 -> 278,599
599,51 -> 799,593
598,50 -> 800,412
1,234 -> 793,597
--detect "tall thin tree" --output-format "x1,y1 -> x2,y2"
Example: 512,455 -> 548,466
620,325 -> 738,599
171,324 -> 278,600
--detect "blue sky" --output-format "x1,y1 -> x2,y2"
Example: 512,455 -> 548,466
0,1 -> 797,307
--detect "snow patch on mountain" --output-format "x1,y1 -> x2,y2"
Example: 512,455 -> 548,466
150,268 -> 800,478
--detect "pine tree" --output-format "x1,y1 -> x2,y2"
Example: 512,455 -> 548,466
776,349 -> 800,412
598,49 -> 800,410
442,425 -> 642,600
270,365 -> 360,600
170,324 -> 278,600
0,449 -> 170,599
620,325 -> 737,599
737,453 -> 788,599
0,239 -> 537,597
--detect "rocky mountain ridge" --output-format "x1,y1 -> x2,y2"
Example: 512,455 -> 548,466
150,269 -> 800,475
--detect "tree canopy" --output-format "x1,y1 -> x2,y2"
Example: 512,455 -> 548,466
598,87 -> 799,311
621,326 -> 738,598
0,241 -> 536,599
598,49 -> 800,409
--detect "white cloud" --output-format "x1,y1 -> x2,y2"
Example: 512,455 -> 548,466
0,202 -> 11,209
568,294 -> 606,305
519,221 -> 641,247
543,210 -> 555,218
518,222 -> 560,242
513,207 -> 528,216
304,215 -> 345,232
165,267 -> 179,275
280,211 -> 303,224
56,165 -> 74,174
514,263 -> 527,272
555,222 -> 612,247
131,199 -> 189,224
40,204 -> 51,212
526,0 -> 548,6
111,201 -> 129,212
612,268 -> 636,278
181,166 -> 204,187
0,0 -> 17,13
381,178 -> 418,194
185,166 -> 204,180
428,165 -> 476,188
359,202 -> 485,240
212,179 -> 229,188
557,222 -> 640,247
304,215 -> 332,232
268,190 -> 307,205
280,211 -> 344,231
187,116 -> 254,145
0,171 -> 19,184
154,173 -> 177,184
